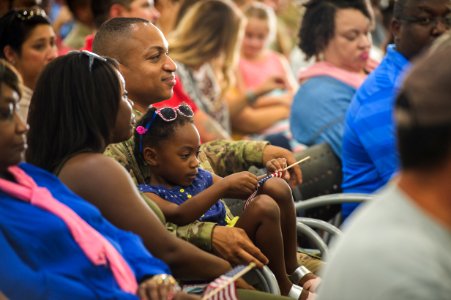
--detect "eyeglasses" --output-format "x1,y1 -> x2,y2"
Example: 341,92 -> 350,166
16,7 -> 47,21
136,104 -> 194,152
72,50 -> 107,72
400,15 -> 451,28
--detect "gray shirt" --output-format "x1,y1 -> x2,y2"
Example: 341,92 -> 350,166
317,183 -> 451,300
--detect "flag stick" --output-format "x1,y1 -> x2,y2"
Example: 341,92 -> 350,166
258,156 -> 310,180
282,156 -> 310,171
201,263 -> 256,300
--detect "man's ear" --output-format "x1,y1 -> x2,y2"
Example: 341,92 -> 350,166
143,147 -> 159,166
109,3 -> 128,18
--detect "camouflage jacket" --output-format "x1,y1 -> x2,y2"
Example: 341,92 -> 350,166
104,109 -> 269,251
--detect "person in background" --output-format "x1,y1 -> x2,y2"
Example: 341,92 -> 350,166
0,0 -> 42,16
289,0 -> 372,158
82,0 -> 160,51
341,0 -> 450,216
62,0 -> 94,50
169,0 -> 289,143
154,0 -> 183,36
230,1 -> 301,152
0,57 -> 195,300
156,0 -> 231,143
259,0 -> 302,59
0,7 -> 57,120
167,0 -> 243,137
317,32 -> 451,300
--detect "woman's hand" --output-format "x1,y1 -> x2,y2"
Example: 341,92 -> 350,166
138,274 -> 181,300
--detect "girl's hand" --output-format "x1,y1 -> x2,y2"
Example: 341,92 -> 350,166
221,172 -> 258,199
256,75 -> 287,96
265,158 -> 287,177
138,274 -> 181,300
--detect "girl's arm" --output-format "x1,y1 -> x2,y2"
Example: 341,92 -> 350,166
145,172 -> 258,226
250,53 -> 298,108
231,105 -> 290,134
278,52 -> 299,94
225,70 -> 287,118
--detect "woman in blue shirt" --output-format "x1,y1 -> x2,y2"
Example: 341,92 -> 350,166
0,57 -> 196,299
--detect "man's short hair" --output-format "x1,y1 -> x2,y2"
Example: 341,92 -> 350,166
393,0 -> 408,20
92,17 -> 149,62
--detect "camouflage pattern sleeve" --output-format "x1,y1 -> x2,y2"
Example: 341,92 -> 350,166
199,140 -> 270,177
165,221 -> 216,251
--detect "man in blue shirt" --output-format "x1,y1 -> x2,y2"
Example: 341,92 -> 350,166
341,0 -> 450,216
318,35 -> 451,300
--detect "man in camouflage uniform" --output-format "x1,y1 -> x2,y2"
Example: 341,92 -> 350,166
93,17 -> 321,273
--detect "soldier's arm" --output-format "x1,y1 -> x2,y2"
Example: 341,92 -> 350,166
199,140 -> 269,176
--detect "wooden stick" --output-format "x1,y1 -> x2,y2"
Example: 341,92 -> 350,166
258,156 -> 311,180
201,263 -> 256,300
282,156 -> 310,171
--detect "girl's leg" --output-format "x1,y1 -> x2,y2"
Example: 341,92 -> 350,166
235,195 -> 293,295
259,178 -> 298,274
260,178 -> 321,294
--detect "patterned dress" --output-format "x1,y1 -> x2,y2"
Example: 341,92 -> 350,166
138,169 -> 227,226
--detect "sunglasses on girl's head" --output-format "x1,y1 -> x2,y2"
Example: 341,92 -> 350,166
155,104 -> 194,121
136,104 -> 194,152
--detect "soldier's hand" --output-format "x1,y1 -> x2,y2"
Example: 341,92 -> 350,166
212,226 -> 268,268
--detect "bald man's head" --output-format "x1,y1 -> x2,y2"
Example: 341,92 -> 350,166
93,17 -> 176,108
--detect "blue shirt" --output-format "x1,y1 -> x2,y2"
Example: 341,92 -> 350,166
138,169 -> 227,225
0,163 -> 170,300
341,45 -> 410,215
290,76 -> 357,158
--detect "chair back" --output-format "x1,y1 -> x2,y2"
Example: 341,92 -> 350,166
295,143 -> 342,220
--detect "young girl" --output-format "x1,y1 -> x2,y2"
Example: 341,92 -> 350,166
230,2 -> 304,152
133,105 -> 320,300
238,2 -> 297,105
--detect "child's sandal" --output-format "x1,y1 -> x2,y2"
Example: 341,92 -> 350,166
289,266 -> 318,288
288,284 -> 312,300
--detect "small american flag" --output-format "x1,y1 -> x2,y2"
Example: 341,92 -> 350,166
202,264 -> 255,300
243,170 -> 284,210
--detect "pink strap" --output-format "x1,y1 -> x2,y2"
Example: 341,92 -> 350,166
297,61 -> 367,89
0,166 -> 138,294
